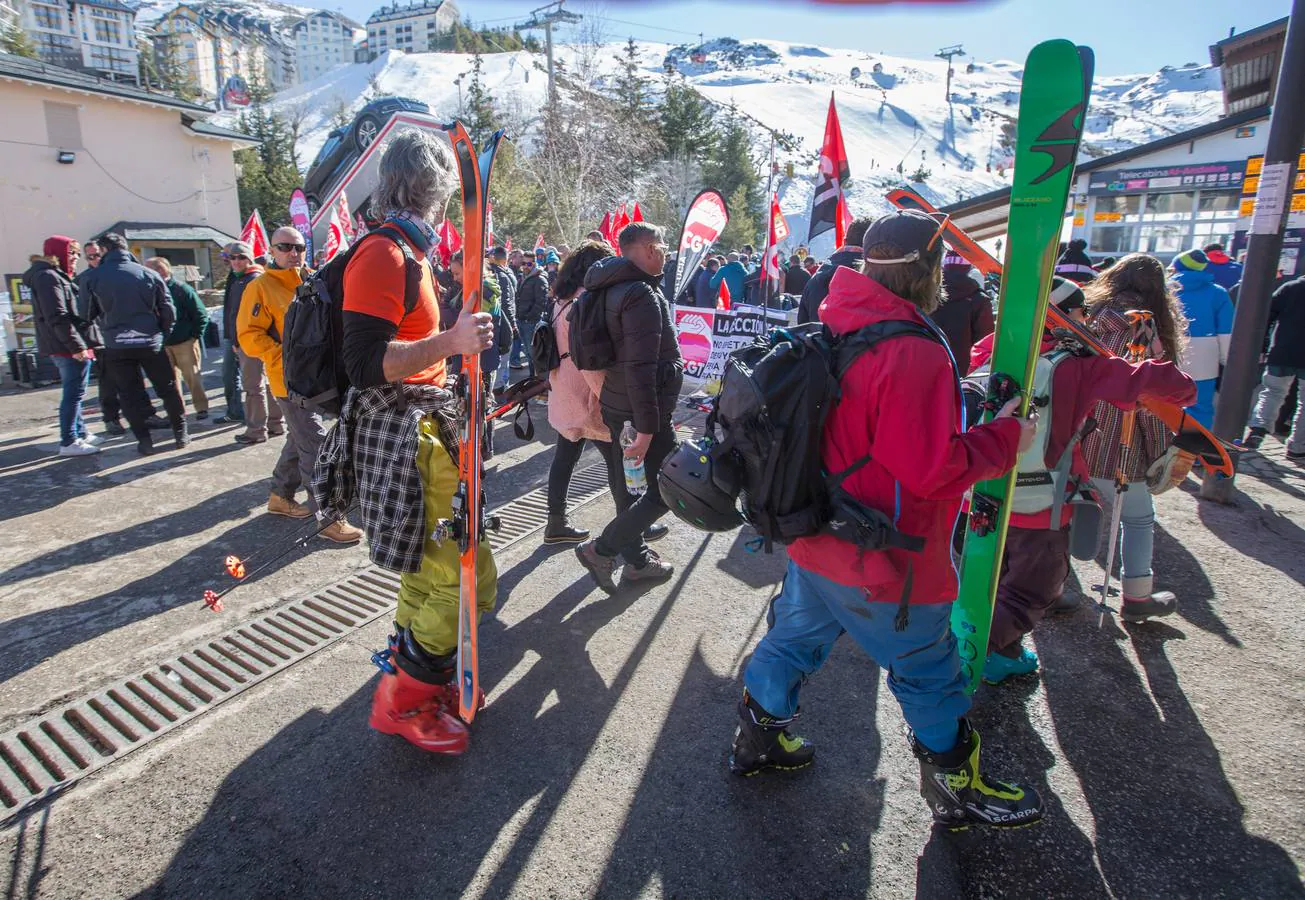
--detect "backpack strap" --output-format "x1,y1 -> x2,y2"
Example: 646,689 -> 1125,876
368,226 -> 422,317
834,320 -> 939,381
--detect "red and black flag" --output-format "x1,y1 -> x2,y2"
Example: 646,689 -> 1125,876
808,93 -> 851,242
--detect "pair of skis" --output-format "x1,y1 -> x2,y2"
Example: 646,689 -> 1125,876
884,187 -> 1235,476
446,122 -> 506,723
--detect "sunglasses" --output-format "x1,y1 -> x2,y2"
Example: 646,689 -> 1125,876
274,242 -> 306,253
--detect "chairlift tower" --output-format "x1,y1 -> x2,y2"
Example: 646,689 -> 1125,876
936,44 -> 964,103
514,0 -> 582,107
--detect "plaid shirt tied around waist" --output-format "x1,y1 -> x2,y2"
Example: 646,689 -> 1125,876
313,382 -> 460,573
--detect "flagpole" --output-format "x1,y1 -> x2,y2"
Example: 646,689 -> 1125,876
764,133 -> 776,310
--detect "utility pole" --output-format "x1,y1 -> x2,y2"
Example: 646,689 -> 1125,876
936,44 -> 964,104
1203,0 -> 1305,502
513,0 -> 581,108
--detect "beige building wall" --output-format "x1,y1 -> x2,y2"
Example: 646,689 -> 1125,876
0,80 -> 242,279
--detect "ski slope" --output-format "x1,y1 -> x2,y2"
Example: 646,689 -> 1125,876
215,36 -> 1223,254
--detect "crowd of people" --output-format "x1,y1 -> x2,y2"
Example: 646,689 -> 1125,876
19,125 -> 1305,832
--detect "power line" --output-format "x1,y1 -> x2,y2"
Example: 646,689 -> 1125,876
600,17 -> 701,38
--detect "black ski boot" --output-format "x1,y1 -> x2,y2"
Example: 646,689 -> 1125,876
544,515 -> 589,544
1120,576 -> 1177,623
729,690 -> 814,776
910,719 -> 1042,829
174,422 -> 191,449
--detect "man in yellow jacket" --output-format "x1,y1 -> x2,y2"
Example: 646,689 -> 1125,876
237,226 -> 362,543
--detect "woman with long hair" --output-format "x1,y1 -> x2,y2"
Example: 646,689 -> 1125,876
1079,253 -> 1190,620
541,240 -> 630,543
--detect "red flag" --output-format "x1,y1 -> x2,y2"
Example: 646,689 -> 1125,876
835,191 -> 853,249
717,276 -> 731,311
241,210 -> 270,260
615,202 -> 631,233
437,218 -> 462,267
324,202 -> 350,262
486,201 -> 495,249
335,193 -> 356,241
534,232 -> 546,251
631,201 -> 644,223
597,211 -> 613,245
505,236 -> 513,252
808,93 -> 851,242
762,192 -> 789,288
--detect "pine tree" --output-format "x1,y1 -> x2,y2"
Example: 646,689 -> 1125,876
660,80 -> 717,159
235,103 -> 302,223
704,104 -> 762,247
1,21 -> 39,58
464,53 -> 497,146
153,35 -> 201,103
608,37 -> 664,188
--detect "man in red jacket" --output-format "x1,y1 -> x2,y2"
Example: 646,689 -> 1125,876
730,210 -> 1042,830
970,278 -> 1197,684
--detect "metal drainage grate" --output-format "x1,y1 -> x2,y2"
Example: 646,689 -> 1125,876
0,461 -> 613,823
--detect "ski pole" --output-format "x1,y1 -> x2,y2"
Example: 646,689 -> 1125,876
202,503 -> 359,613
1098,310 -> 1154,615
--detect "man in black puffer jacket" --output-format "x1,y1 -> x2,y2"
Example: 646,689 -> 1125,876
1246,275 -> 1305,458
514,257 -> 550,374
931,254 -> 995,374
797,216 -> 873,324
575,222 -> 684,593
80,232 -> 187,455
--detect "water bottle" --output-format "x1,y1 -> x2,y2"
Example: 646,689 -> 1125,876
621,420 -> 647,496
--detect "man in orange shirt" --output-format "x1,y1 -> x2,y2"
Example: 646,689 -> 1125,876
314,130 -> 494,755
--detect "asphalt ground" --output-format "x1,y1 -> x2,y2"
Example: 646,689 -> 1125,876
1,367 -> 1302,899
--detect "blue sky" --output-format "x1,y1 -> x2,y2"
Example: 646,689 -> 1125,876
335,0 -> 1292,76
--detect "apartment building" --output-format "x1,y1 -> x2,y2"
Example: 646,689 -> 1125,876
23,0 -> 137,81
293,10 -> 362,83
152,3 -> 294,103
365,0 -> 458,61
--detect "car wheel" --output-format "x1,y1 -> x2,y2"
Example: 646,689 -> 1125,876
354,115 -> 380,152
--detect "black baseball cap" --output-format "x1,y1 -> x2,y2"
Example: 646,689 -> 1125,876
488,246 -> 507,259
861,209 -> 949,267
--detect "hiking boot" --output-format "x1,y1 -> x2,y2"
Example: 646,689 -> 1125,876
643,522 -> 669,542
1120,576 -> 1177,623
104,420 -> 127,436
196,410 -> 209,421
1288,448 -> 1305,463
267,493 -> 312,518
234,432 -> 266,445
621,550 -> 674,587
729,690 -> 814,776
137,436 -> 155,456
320,519 -> 364,544
910,718 -> 1042,829
1242,426 -> 1267,450
544,515 -> 589,544
575,539 -> 618,595
146,415 -> 171,431
982,646 -> 1039,685
268,425 -> 285,437
174,423 -> 190,449
212,414 -> 243,425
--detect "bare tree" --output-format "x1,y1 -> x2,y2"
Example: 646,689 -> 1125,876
283,101 -> 312,171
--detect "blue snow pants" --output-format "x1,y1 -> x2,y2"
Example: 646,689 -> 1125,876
744,560 -> 971,753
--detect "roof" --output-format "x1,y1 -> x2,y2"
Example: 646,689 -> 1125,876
1208,17 -> 1289,66
103,222 -> 239,245
367,0 -> 449,25
0,51 -> 214,114
294,9 -> 363,30
939,105 -> 1271,236
181,115 -> 260,146
1208,18 -> 1288,114
77,0 -> 135,12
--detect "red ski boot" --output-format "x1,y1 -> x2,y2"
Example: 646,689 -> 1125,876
369,667 -> 469,754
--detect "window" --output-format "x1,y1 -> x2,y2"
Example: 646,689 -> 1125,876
93,18 -> 122,43
1091,193 -> 1140,225
1091,226 -> 1134,254
32,3 -> 63,30
1196,191 -> 1239,219
44,100 -> 82,149
1138,224 -> 1187,255
1143,191 -> 1194,219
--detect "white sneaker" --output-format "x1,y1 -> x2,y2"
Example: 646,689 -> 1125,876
79,433 -> 101,445
58,440 -> 100,457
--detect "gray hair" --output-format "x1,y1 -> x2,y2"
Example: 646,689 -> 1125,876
144,256 -> 172,277
374,129 -> 456,220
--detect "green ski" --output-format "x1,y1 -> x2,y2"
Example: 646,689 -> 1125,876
951,39 -> 1094,693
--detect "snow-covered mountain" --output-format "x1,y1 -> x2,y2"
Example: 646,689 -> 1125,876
217,37 -> 1223,253
128,0 -> 317,29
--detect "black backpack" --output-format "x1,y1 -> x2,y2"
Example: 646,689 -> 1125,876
708,320 -> 940,553
567,288 -> 617,370
283,228 -> 421,415
531,299 -> 569,374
